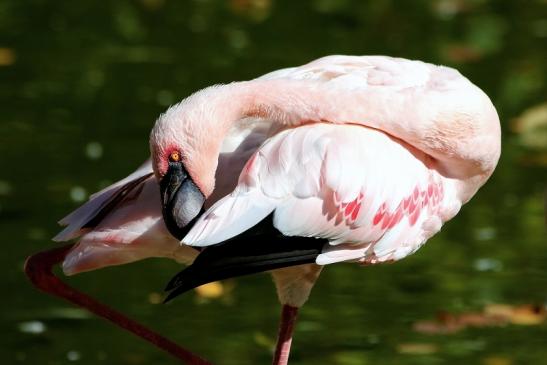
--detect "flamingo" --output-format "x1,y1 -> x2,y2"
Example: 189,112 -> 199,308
147,55 -> 501,364
26,55 -> 501,365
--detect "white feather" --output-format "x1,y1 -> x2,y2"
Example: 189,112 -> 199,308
53,160 -> 154,241
182,187 -> 277,247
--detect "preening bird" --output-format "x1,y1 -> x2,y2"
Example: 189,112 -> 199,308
54,118 -> 271,275
150,55 -> 501,364
54,55 -> 500,365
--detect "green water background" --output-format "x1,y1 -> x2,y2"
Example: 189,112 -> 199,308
1,1 -> 546,364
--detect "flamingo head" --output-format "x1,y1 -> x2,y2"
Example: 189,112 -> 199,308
150,96 -> 225,240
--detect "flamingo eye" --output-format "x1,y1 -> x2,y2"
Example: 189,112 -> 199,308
169,151 -> 181,162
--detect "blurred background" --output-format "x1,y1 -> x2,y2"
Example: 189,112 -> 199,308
1,0 -> 546,364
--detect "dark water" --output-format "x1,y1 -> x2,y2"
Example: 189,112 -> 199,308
1,1 -> 546,364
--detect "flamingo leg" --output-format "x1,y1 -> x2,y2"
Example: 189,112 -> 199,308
24,244 -> 212,365
272,305 -> 299,365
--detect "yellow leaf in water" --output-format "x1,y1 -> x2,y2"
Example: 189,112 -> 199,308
253,331 -> 275,350
331,350 -> 368,365
482,356 -> 513,365
140,0 -> 164,11
484,304 -> 514,319
510,305 -> 545,325
229,0 -> 272,22
147,292 -> 163,304
195,281 -> 224,299
442,43 -> 482,63
397,343 -> 438,355
0,48 -> 16,66
511,103 -> 547,151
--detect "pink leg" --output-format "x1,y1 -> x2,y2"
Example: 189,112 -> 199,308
272,305 -> 299,365
24,244 -> 212,365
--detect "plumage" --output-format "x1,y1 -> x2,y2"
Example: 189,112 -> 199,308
147,55 -> 500,365
54,160 -> 154,242
184,123 -> 456,266
52,55 -> 500,365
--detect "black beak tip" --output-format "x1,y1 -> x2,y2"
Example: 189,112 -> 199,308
163,283 -> 194,304
160,161 -> 206,241
163,292 -> 177,304
164,276 -> 180,292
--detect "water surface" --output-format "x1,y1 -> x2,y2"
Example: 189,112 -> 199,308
1,1 -> 546,364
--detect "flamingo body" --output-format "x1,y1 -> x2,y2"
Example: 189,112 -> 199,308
158,56 -> 500,306
50,55 -> 501,365
151,56 -> 500,364
184,123 -> 458,267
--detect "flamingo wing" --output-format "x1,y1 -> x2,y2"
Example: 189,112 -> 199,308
165,123 -> 461,301
183,123 -> 460,265
61,176 -> 199,274
53,160 -> 154,242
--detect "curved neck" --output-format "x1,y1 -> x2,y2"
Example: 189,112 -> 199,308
170,74 -> 499,200
206,77 -> 499,199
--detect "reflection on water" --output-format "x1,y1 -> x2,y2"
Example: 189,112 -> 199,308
1,0 -> 546,364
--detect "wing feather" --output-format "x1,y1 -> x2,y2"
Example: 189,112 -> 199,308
182,187 -> 277,247
184,123 -> 459,266
54,160 -> 154,241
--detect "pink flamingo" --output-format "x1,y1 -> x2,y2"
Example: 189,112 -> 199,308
150,56 -> 501,364
26,55 -> 501,365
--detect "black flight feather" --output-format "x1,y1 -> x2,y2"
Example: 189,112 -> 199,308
164,214 -> 326,303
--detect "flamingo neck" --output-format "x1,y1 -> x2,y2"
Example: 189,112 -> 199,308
210,76 -> 499,201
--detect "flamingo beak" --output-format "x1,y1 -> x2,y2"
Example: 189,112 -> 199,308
160,161 -> 205,240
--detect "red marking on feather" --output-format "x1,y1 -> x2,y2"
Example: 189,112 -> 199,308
334,192 -> 365,222
433,184 -> 440,204
373,202 -> 386,225
409,205 -> 421,226
403,196 -> 411,210
381,212 -> 391,229
387,206 -> 404,229
351,203 -> 361,221
408,197 -> 417,214
345,200 -> 358,216
372,179 -> 444,229
420,190 -> 427,208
